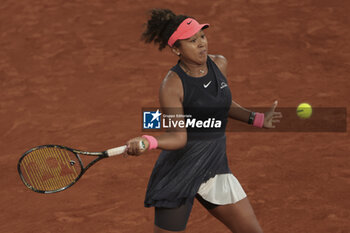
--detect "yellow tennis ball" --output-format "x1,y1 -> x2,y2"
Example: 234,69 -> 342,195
297,103 -> 312,119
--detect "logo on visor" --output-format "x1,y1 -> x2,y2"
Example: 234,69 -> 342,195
187,20 -> 193,25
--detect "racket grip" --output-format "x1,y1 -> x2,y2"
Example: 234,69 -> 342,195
106,145 -> 127,157
106,140 -> 145,157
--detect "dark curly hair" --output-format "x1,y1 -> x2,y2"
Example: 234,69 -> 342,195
141,9 -> 190,50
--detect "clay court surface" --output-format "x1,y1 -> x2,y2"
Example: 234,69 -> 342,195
1,0 -> 349,232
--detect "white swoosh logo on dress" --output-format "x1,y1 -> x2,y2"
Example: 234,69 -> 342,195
203,81 -> 212,88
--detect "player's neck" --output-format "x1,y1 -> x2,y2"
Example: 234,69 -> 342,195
179,60 -> 207,77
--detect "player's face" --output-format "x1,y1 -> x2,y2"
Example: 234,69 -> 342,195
177,30 -> 208,65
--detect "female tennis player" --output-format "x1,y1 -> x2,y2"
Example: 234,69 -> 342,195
126,9 -> 282,233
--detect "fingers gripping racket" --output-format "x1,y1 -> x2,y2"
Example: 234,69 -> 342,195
17,143 -> 141,194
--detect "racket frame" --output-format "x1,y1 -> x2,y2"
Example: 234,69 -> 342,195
18,145 -> 111,194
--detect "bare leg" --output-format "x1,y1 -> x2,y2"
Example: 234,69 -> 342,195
208,197 -> 263,233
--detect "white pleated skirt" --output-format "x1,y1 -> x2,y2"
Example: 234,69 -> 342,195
197,173 -> 247,205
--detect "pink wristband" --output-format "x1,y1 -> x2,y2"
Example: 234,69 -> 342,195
253,113 -> 265,128
142,135 -> 158,150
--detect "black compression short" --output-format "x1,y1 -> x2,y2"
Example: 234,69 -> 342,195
154,194 -> 219,231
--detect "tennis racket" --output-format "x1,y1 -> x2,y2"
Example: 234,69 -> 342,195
17,143 -> 142,194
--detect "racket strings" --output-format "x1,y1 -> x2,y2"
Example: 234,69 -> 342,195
20,147 -> 80,191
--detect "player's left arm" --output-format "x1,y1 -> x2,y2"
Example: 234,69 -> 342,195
210,54 -> 282,128
229,95 -> 282,129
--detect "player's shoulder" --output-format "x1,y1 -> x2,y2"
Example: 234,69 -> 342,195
159,70 -> 183,97
209,54 -> 228,75
161,70 -> 182,89
209,54 -> 227,66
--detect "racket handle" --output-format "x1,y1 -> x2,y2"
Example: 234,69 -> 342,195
106,145 -> 127,157
106,141 -> 145,157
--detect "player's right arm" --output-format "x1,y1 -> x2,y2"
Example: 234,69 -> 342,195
126,71 -> 187,155
155,71 -> 187,150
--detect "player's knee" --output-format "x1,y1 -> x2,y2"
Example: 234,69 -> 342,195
238,224 -> 263,233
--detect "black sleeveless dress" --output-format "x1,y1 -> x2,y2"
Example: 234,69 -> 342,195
144,56 -> 233,208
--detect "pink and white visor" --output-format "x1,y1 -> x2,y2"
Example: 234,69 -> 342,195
168,18 -> 209,47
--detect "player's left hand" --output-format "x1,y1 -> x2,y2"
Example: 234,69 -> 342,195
263,100 -> 283,129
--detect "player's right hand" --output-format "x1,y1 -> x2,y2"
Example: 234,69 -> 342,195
126,137 -> 149,156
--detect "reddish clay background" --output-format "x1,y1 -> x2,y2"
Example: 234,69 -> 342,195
1,0 -> 349,232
